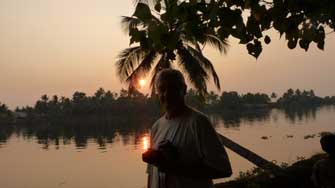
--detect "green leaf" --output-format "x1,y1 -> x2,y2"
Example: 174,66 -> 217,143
287,38 -> 297,49
314,26 -> 325,43
299,39 -> 311,51
204,34 -> 229,54
161,13 -> 168,22
260,12 -> 272,30
317,40 -> 325,50
154,1 -> 161,12
133,3 -> 152,21
209,5 -> 219,21
148,23 -> 167,50
226,0 -> 244,7
218,28 -> 230,39
163,32 -> 179,50
163,0 -> 179,21
246,16 -> 263,38
238,33 -> 253,44
129,28 -> 146,45
247,40 -> 262,59
264,35 -> 271,44
140,38 -> 151,50
190,0 -> 197,5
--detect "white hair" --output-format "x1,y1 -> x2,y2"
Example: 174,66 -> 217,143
155,68 -> 186,89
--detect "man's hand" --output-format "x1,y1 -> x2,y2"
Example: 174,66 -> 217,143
142,140 -> 179,172
142,149 -> 161,166
142,141 -> 232,179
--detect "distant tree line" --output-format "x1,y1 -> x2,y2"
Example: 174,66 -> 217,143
11,88 -> 272,119
206,91 -> 271,112
276,89 -> 335,108
0,102 -> 12,123
3,88 -> 331,122
14,88 -> 159,121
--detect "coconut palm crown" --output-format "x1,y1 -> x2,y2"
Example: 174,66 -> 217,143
116,0 -> 228,97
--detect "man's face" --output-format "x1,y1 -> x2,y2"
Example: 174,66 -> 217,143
156,78 -> 185,111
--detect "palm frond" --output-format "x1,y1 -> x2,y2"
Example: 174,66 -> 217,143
133,0 -> 148,5
116,46 -> 144,82
195,42 -> 202,53
121,16 -> 142,33
126,51 -> 158,83
150,54 -> 171,89
132,1 -> 162,24
204,34 -> 229,54
186,45 -> 221,90
133,0 -> 163,7
177,45 -> 209,97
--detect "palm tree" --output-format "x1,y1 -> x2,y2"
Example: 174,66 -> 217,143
121,3 -> 281,173
116,0 -> 228,97
270,92 -> 277,102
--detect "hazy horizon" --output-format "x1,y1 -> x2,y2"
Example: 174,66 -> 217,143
1,0 -> 335,109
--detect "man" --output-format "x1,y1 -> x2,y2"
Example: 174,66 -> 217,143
312,134 -> 335,188
143,69 -> 232,188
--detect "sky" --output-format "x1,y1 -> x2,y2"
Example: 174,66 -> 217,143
0,0 -> 335,109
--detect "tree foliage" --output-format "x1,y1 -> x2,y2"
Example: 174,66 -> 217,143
23,87 -> 335,118
139,0 -> 334,58
277,88 -> 326,108
118,0 -> 334,97
0,102 -> 11,114
118,0 -> 228,97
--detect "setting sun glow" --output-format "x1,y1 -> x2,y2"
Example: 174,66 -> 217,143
139,79 -> 146,87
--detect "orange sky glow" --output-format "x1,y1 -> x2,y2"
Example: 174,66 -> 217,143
1,0 -> 335,109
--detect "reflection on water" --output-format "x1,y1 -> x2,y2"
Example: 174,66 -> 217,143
0,116 -> 155,150
0,106 -> 330,149
0,106 -> 335,188
283,106 -> 318,124
210,109 -> 271,128
142,136 -> 150,151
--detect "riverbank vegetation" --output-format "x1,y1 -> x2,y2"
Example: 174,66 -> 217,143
1,88 -> 334,123
0,103 -> 13,123
216,153 -> 327,188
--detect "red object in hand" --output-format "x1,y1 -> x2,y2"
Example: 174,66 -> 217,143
142,147 -> 178,174
142,148 -> 161,165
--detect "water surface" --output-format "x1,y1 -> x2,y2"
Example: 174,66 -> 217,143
1,106 -> 334,188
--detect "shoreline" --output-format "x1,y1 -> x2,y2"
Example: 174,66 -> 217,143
215,153 -> 326,188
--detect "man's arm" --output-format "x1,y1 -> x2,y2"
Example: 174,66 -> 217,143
193,115 -> 232,178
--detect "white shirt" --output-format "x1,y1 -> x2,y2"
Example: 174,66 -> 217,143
146,107 -> 231,188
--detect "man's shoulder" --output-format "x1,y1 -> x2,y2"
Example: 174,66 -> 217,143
151,107 -> 212,129
151,116 -> 164,130
188,107 -> 212,127
151,115 -> 172,134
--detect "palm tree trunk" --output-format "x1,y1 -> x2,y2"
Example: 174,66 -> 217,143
217,133 -> 282,174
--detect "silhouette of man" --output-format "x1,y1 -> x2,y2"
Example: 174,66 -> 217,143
143,69 -> 232,188
312,134 -> 335,188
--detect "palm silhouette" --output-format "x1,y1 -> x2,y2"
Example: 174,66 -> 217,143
116,0 -> 228,97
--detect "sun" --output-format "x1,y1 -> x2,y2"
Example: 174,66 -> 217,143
139,79 -> 146,87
